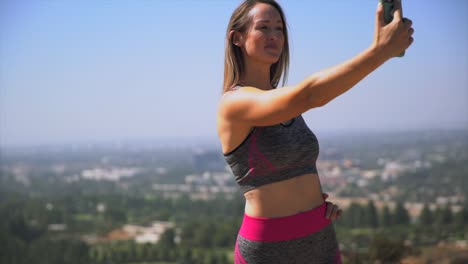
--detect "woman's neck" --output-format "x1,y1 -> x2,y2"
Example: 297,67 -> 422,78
241,61 -> 273,90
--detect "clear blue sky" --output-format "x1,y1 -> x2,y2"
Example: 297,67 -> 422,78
1,0 -> 467,147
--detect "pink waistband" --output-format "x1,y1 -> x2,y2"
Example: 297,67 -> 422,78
239,202 -> 331,242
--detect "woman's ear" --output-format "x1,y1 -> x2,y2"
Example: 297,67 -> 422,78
230,30 -> 243,47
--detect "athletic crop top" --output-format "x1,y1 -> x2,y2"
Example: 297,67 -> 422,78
223,87 -> 320,193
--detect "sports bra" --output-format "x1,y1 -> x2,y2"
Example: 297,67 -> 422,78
222,87 -> 320,193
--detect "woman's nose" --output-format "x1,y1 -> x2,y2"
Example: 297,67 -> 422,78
268,31 -> 278,41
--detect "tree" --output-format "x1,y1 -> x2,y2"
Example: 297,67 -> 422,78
454,206 -> 468,228
440,204 -> 453,225
8,216 -> 45,243
380,205 -> 392,227
344,203 -> 365,228
177,248 -> 193,264
0,229 -> 26,264
194,222 -> 214,248
419,203 -> 433,226
104,207 -> 127,224
434,205 -> 453,226
218,253 -> 229,264
366,201 -> 379,228
369,236 -> 407,263
207,252 -> 218,264
434,206 -> 443,226
159,228 -> 176,249
393,202 -> 410,226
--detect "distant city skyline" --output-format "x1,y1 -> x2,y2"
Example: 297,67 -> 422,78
1,0 -> 467,147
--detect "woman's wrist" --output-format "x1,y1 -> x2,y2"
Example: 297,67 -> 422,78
365,43 -> 389,67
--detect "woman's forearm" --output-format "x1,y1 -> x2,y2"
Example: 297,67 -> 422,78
301,46 -> 388,108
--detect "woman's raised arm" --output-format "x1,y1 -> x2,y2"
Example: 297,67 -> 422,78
219,1 -> 413,128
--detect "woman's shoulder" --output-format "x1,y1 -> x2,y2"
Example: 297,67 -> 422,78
219,85 -> 245,104
219,85 -> 261,110
223,85 -> 243,96
217,85 -> 249,123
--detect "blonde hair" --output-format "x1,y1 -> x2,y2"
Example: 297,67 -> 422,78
222,0 -> 290,93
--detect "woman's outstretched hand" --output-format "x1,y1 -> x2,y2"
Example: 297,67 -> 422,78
322,193 -> 342,221
372,0 -> 414,59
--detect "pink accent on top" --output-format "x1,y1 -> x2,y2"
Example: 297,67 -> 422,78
248,128 -> 276,175
239,202 -> 331,242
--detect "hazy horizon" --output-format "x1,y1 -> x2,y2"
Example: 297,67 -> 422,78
1,0 -> 467,147
2,127 -> 466,151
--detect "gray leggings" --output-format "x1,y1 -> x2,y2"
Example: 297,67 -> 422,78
234,221 -> 341,263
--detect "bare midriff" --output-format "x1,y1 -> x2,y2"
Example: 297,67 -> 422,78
243,172 -> 325,218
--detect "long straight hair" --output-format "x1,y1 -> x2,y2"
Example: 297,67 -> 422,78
222,0 -> 290,93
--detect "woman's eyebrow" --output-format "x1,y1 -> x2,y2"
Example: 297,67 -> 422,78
255,19 -> 283,24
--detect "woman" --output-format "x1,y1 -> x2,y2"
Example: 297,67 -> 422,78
216,0 -> 413,263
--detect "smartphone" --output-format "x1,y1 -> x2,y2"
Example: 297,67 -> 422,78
380,0 -> 405,57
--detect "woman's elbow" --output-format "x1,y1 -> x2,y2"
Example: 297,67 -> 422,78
300,77 -> 329,108
308,95 -> 329,108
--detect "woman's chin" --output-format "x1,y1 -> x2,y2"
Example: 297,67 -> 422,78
264,55 -> 281,64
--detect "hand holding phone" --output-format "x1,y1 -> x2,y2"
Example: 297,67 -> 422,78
380,0 -> 405,57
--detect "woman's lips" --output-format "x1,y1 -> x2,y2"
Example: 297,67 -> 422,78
265,44 -> 278,50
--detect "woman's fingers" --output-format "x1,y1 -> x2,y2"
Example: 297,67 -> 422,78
402,18 -> 414,45
325,202 -> 341,220
322,192 -> 329,200
336,209 -> 343,219
324,195 -> 342,221
403,18 -> 413,28
326,202 -> 332,218
375,1 -> 385,29
393,0 -> 403,20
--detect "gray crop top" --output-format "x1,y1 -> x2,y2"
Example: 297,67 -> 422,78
223,90 -> 320,193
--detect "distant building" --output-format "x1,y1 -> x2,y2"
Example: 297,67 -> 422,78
105,221 -> 175,244
48,224 -> 67,231
381,161 -> 406,181
81,167 -> 140,181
